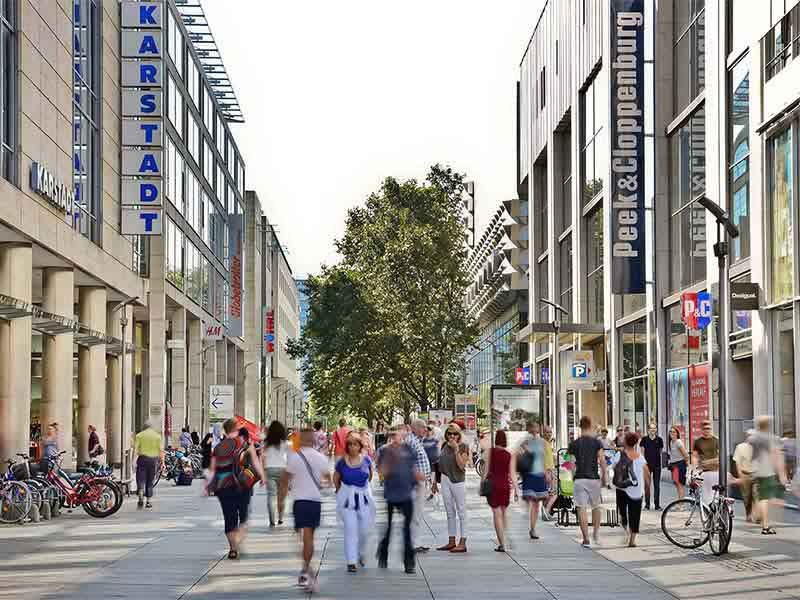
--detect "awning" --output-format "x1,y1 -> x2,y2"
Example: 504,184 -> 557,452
516,321 -> 606,345
0,293 -> 33,319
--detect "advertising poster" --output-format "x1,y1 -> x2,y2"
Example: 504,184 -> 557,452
490,386 -> 543,432
667,368 -> 689,440
429,409 -> 453,427
453,395 -> 477,433
227,213 -> 245,337
688,363 -> 710,447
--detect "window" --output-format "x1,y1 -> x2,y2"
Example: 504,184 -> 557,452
763,10 -> 798,80
167,8 -> 183,79
534,166 -> 548,257
216,163 -> 224,199
1,0 -> 14,182
203,137 -> 213,186
73,0 -> 101,241
203,86 -> 214,135
168,75 -> 183,140
555,40 -> 559,76
537,257 -> 549,325
728,58 -> 750,262
585,205 -> 603,324
165,136 -> 184,213
560,133 -> 572,233
774,309 -> 796,437
559,236 -> 572,322
673,0 -> 706,114
620,318 -> 647,428
539,67 -> 546,110
581,72 -> 606,205
769,127 -> 794,303
669,108 -> 706,291
187,110 -> 199,165
166,218 -> 184,289
216,114 -> 224,157
237,159 -> 245,197
187,57 -> 200,108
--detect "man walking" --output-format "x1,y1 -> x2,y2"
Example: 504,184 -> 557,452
692,420 -> 720,501
639,423 -> 664,510
750,416 -> 788,535
568,416 -> 607,547
134,420 -> 164,509
281,429 -> 332,591
332,418 -> 350,459
407,420 -> 432,553
377,426 -> 424,574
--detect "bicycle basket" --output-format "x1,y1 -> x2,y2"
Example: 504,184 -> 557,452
11,462 -> 30,481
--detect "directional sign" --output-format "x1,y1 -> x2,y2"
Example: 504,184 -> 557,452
209,385 -> 234,422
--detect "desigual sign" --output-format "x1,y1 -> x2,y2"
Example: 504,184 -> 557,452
30,162 -> 74,214
120,0 -> 164,236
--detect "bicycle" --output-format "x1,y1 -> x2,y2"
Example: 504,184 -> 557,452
1,461 -> 33,524
661,469 -> 734,556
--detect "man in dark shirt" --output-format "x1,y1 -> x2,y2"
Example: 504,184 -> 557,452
639,424 -> 664,510
567,416 -> 607,548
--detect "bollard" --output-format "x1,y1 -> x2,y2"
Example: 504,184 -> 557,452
40,501 -> 51,521
28,503 -> 40,523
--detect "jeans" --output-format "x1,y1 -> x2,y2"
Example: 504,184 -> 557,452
265,467 -> 284,525
441,474 -> 467,538
378,500 -> 414,569
217,486 -> 250,534
616,489 -> 643,534
136,456 -> 159,498
645,465 -> 661,507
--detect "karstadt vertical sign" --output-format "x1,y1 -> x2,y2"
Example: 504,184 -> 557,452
610,0 -> 645,294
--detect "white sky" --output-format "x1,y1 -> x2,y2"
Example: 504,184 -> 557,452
203,0 -> 544,275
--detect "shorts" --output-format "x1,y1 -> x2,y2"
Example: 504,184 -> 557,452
670,460 -> 687,486
755,476 -> 784,501
521,473 -> 549,500
293,500 -> 322,531
573,479 -> 602,510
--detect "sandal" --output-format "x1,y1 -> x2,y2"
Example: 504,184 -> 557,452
762,527 -> 777,535
494,545 -> 505,552
347,564 -> 357,573
227,550 -> 239,560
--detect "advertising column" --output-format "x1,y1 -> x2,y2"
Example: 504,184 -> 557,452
120,1 -> 164,236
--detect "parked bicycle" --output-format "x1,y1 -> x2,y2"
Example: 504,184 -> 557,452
0,460 -> 33,524
41,451 -> 122,518
660,469 -> 734,556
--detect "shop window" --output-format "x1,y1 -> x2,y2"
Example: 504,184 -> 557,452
769,127 -> 794,304
585,205 -> 604,324
621,319 -> 647,379
581,71 -> 606,206
669,108 -> 706,292
560,131 -> 572,234
1,0 -> 15,183
673,0 -> 706,114
774,309 -> 797,438
728,58 -> 750,262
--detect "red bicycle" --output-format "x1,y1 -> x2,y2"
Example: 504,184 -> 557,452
44,451 -> 122,518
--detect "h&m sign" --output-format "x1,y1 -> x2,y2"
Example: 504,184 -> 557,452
120,1 -> 164,236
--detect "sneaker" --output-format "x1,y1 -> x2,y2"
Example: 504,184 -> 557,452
297,573 -> 310,588
347,564 -> 357,573
145,502 -> 153,509
137,498 -> 144,509
414,546 -> 430,554
405,566 -> 416,574
581,539 -> 591,548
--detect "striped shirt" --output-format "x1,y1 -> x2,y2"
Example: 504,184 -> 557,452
405,433 -> 431,479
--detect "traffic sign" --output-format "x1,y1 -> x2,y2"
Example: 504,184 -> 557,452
208,385 -> 234,422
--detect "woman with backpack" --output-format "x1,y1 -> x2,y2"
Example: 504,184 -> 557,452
514,422 -> 549,540
614,432 -> 649,547
206,418 -> 265,559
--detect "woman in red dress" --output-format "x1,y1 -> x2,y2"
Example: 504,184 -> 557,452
483,430 -> 514,552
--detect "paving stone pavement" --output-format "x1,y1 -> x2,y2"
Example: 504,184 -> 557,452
0,474 -> 798,599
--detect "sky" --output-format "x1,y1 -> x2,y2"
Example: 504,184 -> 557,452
203,0 -> 544,276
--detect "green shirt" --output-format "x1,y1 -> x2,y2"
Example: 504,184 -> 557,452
135,428 -> 162,458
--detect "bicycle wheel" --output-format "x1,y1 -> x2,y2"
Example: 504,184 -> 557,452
0,481 -> 32,524
476,459 -> 486,477
708,504 -> 732,556
661,498 -> 708,549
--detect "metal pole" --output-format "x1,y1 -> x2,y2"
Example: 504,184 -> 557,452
553,321 -> 565,449
201,349 -> 206,433
717,222 -> 730,491
120,316 -> 127,476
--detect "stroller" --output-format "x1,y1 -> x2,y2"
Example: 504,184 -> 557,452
550,448 -> 577,526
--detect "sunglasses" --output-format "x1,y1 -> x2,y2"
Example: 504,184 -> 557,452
446,431 -> 458,437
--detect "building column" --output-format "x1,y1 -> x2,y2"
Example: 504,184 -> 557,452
77,286 -> 107,465
40,268 -> 75,466
187,318 -> 203,433
169,308 -> 186,446
216,340 -> 227,385
147,236 -> 167,442
0,244 -> 32,469
105,302 -> 133,468
204,342 -> 217,431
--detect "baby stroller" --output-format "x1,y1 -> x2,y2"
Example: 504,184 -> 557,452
551,448 -> 577,526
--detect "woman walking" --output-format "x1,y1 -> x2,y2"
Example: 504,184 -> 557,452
264,420 -> 289,528
334,432 -> 376,572
483,430 -> 514,551
436,423 -> 470,553
206,418 -> 265,559
614,432 -> 648,547
667,426 -> 690,500
200,432 -> 213,477
40,423 -> 60,472
516,422 -> 549,540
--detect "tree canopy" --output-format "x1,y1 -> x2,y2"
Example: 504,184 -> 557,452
288,165 -> 477,423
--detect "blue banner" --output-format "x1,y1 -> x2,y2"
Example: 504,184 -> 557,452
610,0 -> 646,294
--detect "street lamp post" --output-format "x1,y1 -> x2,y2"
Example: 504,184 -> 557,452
695,195 -> 740,492
111,296 -> 138,479
540,298 -> 568,448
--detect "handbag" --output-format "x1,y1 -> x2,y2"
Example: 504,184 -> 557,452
237,443 -> 261,490
479,478 -> 493,497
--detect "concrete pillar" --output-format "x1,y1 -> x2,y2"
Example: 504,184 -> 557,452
147,236 -> 167,442
216,340 -> 227,385
40,268 -> 74,466
0,244 -> 32,468
169,308 -> 186,446
187,318 -> 203,433
105,303 -> 133,468
77,287 -> 107,465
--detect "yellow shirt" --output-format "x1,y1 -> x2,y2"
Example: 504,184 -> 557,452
543,442 -> 555,470
135,428 -> 162,458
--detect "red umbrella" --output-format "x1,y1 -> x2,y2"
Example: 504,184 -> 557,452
233,415 -> 262,443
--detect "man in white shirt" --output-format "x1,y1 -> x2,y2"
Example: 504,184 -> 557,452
280,430 -> 331,591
